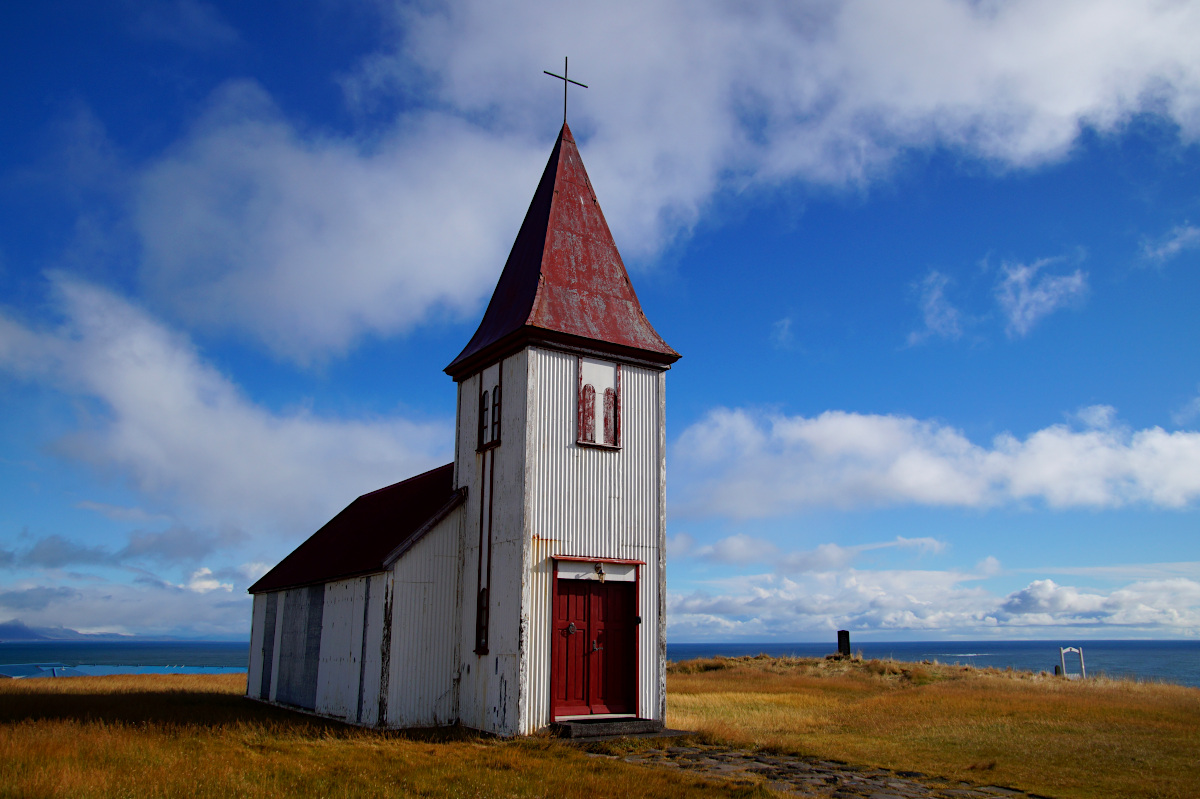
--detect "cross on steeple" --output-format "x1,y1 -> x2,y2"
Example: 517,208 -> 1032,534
543,57 -> 587,125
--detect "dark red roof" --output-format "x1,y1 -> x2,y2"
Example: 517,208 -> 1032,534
248,463 -> 463,594
445,123 -> 679,379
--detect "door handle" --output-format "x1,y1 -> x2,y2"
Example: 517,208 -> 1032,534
592,640 -> 603,652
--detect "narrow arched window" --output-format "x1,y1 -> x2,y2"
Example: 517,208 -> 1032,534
579,384 -> 596,443
491,385 -> 501,443
603,387 -> 617,445
479,390 -> 489,449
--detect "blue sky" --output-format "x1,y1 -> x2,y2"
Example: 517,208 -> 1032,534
1,0 -> 1199,641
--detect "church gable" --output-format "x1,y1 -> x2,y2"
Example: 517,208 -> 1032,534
249,463 -> 463,594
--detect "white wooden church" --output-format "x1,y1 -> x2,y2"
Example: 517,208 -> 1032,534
246,122 -> 680,736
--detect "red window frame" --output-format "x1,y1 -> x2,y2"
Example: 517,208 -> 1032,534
576,357 -> 621,450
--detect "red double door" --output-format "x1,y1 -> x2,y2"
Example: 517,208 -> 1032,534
551,580 -> 636,718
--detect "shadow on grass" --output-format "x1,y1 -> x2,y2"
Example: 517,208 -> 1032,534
0,685 -> 477,742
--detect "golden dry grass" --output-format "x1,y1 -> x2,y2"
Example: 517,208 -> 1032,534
4,661 -> 1196,799
0,673 -> 753,799
666,655 -> 1200,799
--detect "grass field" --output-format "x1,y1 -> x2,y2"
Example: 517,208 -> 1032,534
667,655 -> 1200,799
0,673 -> 744,799
1,658 -> 1196,798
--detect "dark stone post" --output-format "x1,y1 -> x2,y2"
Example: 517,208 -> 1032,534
837,630 -> 851,658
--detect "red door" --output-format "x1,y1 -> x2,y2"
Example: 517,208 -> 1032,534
552,580 -> 635,718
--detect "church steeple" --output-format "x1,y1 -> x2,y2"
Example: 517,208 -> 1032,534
445,123 -> 679,380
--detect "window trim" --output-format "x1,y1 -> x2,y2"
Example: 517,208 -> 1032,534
576,356 -> 621,450
476,359 -> 503,453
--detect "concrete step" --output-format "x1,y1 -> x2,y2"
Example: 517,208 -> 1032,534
551,717 -> 665,739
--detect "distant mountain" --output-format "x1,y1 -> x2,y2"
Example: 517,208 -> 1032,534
0,619 -> 245,643
0,619 -> 134,642
0,620 -> 49,641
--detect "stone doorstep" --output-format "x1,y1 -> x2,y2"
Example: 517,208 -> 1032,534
550,717 -> 665,739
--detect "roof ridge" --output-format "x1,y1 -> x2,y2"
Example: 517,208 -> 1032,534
358,461 -> 454,499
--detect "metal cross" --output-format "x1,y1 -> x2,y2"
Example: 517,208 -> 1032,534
544,57 -> 587,125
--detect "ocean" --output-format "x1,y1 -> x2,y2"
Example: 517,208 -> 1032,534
0,641 -> 248,677
2,639 -> 1197,687
667,640 -> 1200,688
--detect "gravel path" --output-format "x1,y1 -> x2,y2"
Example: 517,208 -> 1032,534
589,743 -> 1055,799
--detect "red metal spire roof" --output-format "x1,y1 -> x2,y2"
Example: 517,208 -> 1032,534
445,123 -> 679,379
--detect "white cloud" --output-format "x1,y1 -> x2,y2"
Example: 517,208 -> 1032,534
109,0 -> 1200,360
1174,395 -> 1200,427
0,579 -> 249,637
908,270 -> 963,345
1000,578 -> 1200,628
770,316 -> 794,348
393,0 -> 1200,229
995,257 -> 1088,337
1072,404 -> 1117,429
667,569 -> 1200,640
1001,579 -> 1105,616
128,0 -> 239,50
76,501 -> 171,524
683,533 -> 946,573
183,567 -> 232,594
0,276 -> 451,534
237,561 -> 271,582
1024,561 -> 1200,581
779,542 -> 859,573
1142,223 -> 1200,263
8,527 -> 238,569
668,566 -> 998,639
672,405 -> 1200,518
977,555 -> 1003,577
133,83 -> 545,363
695,533 -> 780,566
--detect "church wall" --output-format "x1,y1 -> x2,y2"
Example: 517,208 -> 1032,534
275,584 -> 326,709
521,348 -> 666,733
268,591 -> 285,702
313,577 -> 367,721
356,572 -> 389,727
247,593 -> 267,698
383,508 -> 462,728
455,350 -> 529,735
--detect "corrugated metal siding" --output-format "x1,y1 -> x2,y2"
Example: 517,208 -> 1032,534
314,577 -> 368,720
355,575 -> 373,724
358,573 -> 388,726
455,351 -> 528,735
522,348 -> 664,733
268,591 -> 284,702
275,584 -> 325,709
247,593 -> 267,698
655,369 -> 668,720
384,507 -> 462,728
455,368 -> 481,727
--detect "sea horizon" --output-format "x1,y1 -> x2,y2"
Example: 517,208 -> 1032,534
3,638 -> 1197,687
